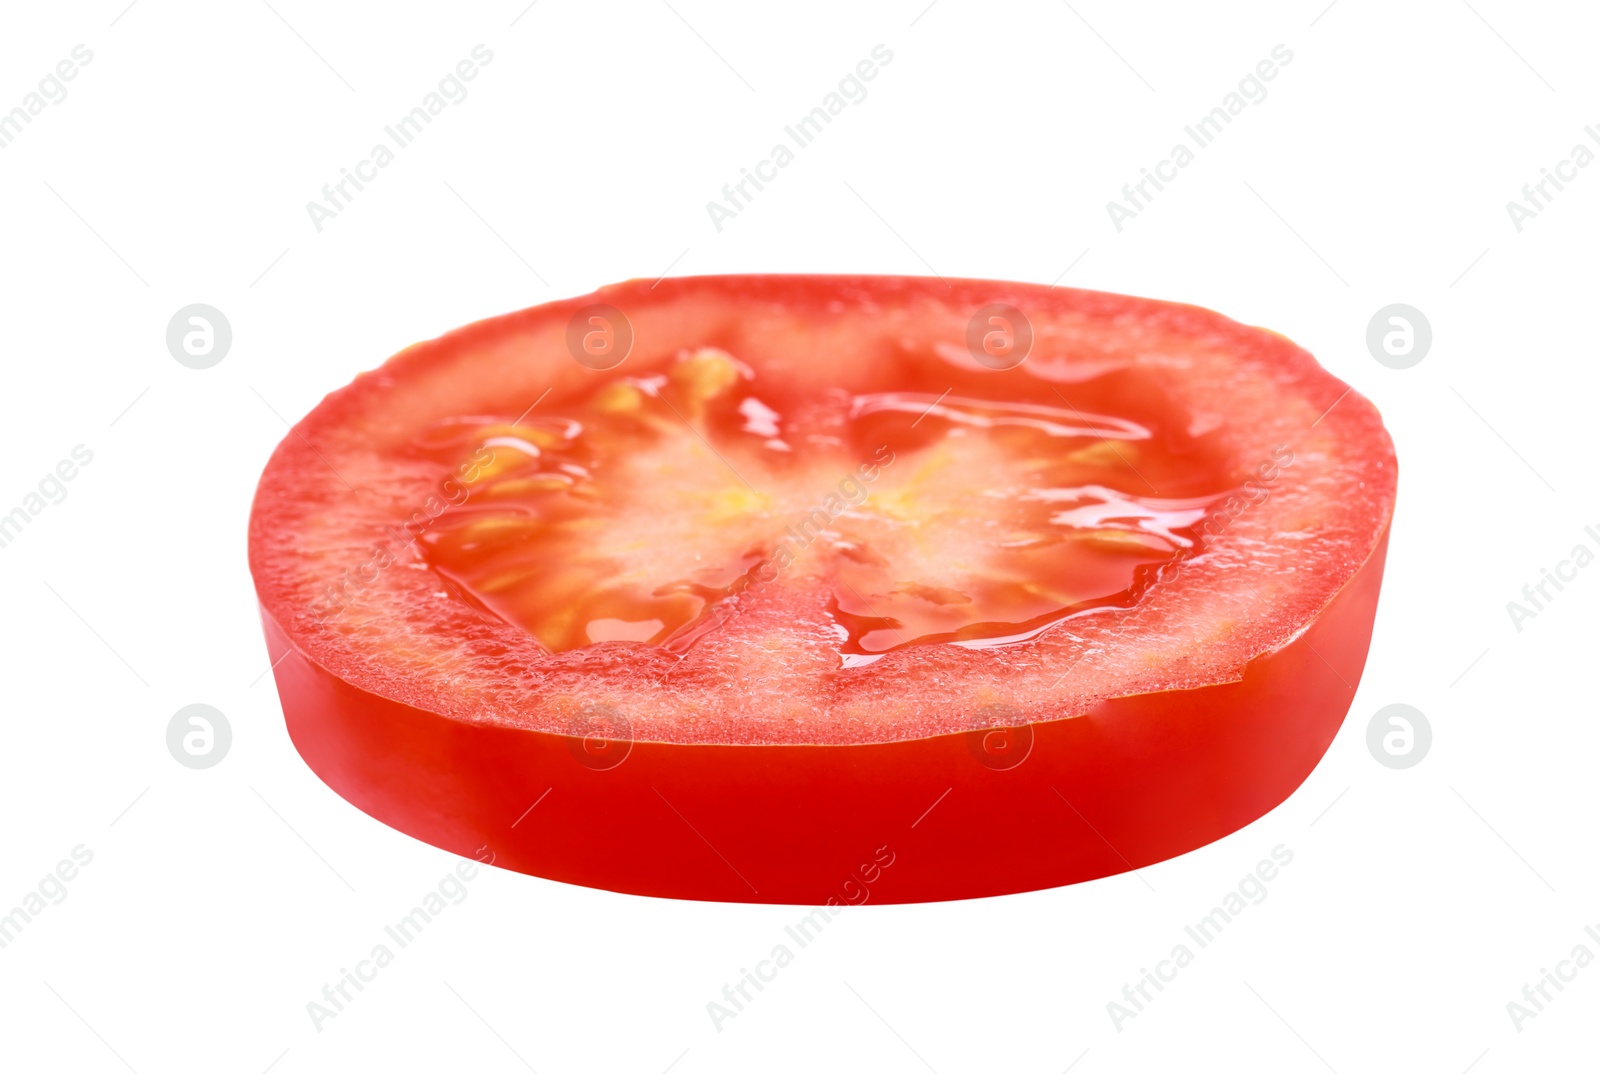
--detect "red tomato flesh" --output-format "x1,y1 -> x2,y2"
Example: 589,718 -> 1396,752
249,275 -> 1396,903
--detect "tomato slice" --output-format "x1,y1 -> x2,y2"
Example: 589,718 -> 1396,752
249,275 -> 1396,903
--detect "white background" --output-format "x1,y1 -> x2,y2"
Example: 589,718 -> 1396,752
1,1 -> 1596,1071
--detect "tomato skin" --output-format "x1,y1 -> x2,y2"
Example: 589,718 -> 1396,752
263,526 -> 1388,904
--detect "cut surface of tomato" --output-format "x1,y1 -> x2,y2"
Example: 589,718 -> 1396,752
249,275 -> 1396,903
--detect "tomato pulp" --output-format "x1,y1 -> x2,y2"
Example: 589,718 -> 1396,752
249,276 -> 1396,903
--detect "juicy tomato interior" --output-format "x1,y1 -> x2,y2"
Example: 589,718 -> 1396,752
410,346 -> 1238,663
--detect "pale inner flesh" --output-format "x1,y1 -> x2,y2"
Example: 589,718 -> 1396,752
414,349 -> 1230,663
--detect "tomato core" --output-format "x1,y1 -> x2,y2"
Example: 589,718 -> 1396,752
414,346 -> 1236,663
